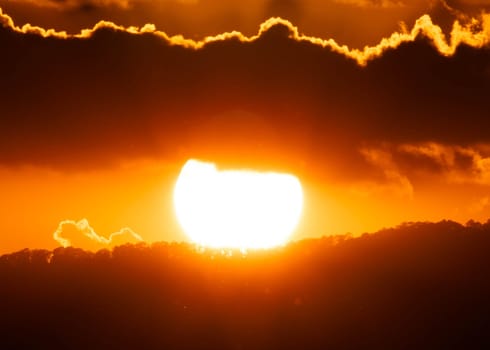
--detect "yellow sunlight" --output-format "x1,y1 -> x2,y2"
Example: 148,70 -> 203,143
174,159 -> 303,249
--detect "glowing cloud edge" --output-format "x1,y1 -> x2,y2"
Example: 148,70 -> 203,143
0,6 -> 489,66
53,218 -> 142,248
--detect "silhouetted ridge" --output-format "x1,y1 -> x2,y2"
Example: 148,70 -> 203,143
1,220 -> 490,349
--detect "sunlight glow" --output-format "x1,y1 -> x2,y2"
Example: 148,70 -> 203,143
174,159 -> 303,249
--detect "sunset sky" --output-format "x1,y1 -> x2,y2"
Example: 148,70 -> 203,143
1,0 -> 490,253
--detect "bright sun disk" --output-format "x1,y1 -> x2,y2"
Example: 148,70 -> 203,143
173,159 -> 303,249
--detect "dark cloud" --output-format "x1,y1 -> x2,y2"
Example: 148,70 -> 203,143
0,8 -> 490,184
448,0 -> 490,11
333,0 -> 406,7
3,0 -> 132,10
0,0 -> 474,48
358,142 -> 490,188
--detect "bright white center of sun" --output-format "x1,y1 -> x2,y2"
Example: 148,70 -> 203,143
174,159 -> 303,249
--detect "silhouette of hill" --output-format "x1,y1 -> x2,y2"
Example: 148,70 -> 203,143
1,220 -> 490,349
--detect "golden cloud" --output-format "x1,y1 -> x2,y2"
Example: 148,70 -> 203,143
1,6 -> 489,65
53,219 -> 143,249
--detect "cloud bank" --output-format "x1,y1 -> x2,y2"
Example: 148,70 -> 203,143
1,6 -> 490,65
0,5 -> 490,189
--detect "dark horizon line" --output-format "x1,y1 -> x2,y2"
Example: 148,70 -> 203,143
3,217 -> 490,257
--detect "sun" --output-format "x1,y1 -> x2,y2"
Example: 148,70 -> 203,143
173,159 -> 304,249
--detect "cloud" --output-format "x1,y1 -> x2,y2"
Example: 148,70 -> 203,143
4,0 -> 132,10
0,5 -> 489,186
398,143 -> 490,185
53,219 -> 143,249
334,0 -> 406,8
450,0 -> 490,9
1,0 -> 488,50
353,146 -> 414,198
357,143 -> 490,187
4,0 -> 202,9
1,7 -> 490,65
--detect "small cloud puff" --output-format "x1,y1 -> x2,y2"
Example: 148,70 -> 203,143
53,219 -> 143,250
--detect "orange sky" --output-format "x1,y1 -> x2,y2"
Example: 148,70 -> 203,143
1,2 -> 490,253
2,157 -> 490,253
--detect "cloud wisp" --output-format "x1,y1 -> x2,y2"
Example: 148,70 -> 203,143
359,142 -> 490,188
53,218 -> 142,249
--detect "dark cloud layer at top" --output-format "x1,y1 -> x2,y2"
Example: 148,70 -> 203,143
0,7 -> 490,183
2,0 -> 489,48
